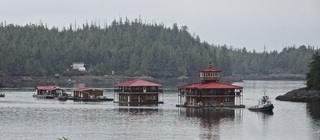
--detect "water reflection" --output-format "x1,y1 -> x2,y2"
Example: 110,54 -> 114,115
117,108 -> 159,115
307,103 -> 320,139
183,108 -> 235,120
117,103 -> 159,107
249,110 -> 274,126
307,103 -> 320,118
249,110 -> 274,116
180,108 -> 243,140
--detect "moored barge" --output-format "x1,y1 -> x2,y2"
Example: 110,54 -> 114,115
33,86 -> 64,99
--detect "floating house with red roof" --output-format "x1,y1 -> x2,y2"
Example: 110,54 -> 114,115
33,86 -> 63,99
177,63 -> 244,108
72,87 -> 113,102
114,79 -> 164,104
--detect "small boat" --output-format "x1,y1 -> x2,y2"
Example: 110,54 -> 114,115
71,87 -> 114,102
58,95 -> 68,101
249,90 -> 274,112
34,86 -> 63,99
0,93 -> 5,97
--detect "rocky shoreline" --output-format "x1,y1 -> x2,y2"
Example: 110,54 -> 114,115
276,87 -> 320,102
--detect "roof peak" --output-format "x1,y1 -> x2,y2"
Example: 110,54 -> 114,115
115,79 -> 162,87
208,62 -> 213,68
199,62 -> 221,72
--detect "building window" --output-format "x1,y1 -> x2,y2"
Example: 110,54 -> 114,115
151,86 -> 157,90
213,98 -> 217,102
151,96 -> 156,100
224,98 -> 231,102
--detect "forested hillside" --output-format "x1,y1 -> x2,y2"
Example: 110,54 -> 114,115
0,19 -> 317,77
229,46 -> 315,75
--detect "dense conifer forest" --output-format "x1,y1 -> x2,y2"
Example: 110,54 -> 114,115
0,19 -> 317,78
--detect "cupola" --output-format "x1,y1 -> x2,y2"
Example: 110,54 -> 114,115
199,62 -> 221,83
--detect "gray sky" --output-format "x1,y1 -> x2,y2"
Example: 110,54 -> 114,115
1,0 -> 319,52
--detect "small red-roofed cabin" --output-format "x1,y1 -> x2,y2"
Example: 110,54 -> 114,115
34,86 -> 63,99
114,79 -> 164,104
177,62 -> 244,108
72,87 -> 104,101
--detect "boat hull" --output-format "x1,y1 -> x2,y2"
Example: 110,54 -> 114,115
249,104 -> 274,111
72,98 -> 114,102
33,95 -> 55,99
58,96 -> 68,101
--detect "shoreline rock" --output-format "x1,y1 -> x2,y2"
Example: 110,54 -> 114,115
276,87 -> 320,102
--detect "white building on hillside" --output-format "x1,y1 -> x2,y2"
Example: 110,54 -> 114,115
72,62 -> 85,71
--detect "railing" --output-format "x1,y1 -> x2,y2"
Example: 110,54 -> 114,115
179,91 -> 240,96
200,77 -> 220,81
114,89 -> 163,93
182,95 -> 236,97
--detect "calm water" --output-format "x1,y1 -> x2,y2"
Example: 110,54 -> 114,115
0,80 -> 320,140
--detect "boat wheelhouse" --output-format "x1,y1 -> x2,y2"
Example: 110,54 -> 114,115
34,86 -> 63,99
114,79 -> 164,104
177,63 -> 244,108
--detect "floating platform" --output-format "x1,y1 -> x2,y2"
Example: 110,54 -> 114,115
176,104 -> 245,109
68,97 -> 114,102
114,101 -> 164,105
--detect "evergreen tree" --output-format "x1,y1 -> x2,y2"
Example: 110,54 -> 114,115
306,51 -> 320,89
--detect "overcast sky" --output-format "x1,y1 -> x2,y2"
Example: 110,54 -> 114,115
1,0 -> 319,52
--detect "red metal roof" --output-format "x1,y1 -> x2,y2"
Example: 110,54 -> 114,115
72,87 -> 92,91
36,86 -> 61,91
199,67 -> 221,72
179,82 -> 242,89
115,79 -> 162,87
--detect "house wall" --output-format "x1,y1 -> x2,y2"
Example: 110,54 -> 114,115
74,90 -> 103,98
37,89 -> 60,97
72,62 -> 84,70
202,97 -> 235,106
183,96 -> 235,106
118,93 -> 159,103
119,94 -> 128,102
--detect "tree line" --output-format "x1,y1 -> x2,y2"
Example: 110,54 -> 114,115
0,19 -> 317,78
307,51 -> 320,89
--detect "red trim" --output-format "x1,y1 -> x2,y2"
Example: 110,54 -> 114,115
72,87 -> 92,91
179,82 -> 242,89
115,79 -> 162,87
199,67 -> 221,72
36,86 -> 60,91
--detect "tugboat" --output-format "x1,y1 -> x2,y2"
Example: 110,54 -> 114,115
249,90 -> 274,112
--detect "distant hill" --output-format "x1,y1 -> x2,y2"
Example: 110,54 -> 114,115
0,19 -> 317,77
